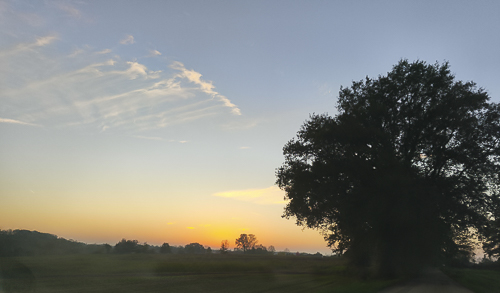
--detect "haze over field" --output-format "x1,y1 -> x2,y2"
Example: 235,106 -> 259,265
1,1 -> 499,254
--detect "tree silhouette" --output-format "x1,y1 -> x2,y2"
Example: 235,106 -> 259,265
114,239 -> 140,254
160,243 -> 172,254
220,240 -> 230,254
103,244 -> 112,254
277,60 -> 500,277
251,244 -> 267,254
235,234 -> 257,252
184,242 -> 205,254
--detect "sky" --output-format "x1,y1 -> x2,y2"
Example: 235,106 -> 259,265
1,0 -> 499,255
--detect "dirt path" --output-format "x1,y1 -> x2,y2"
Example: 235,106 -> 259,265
378,268 -> 474,293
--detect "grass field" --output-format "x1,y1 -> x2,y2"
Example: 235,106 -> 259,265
0,254 -> 397,293
442,267 -> 500,293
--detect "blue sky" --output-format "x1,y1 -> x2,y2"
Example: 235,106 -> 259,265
1,0 -> 499,254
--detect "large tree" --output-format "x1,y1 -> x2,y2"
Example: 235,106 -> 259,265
235,234 -> 258,252
276,60 -> 500,276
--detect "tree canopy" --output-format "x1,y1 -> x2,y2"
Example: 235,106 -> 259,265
0,229 -> 109,256
114,239 -> 140,254
184,242 -> 206,254
160,242 -> 172,254
235,234 -> 258,252
220,240 -> 230,254
276,60 -> 500,276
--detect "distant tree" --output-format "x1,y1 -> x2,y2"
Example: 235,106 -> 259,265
103,244 -> 112,254
141,242 -> 152,253
114,239 -> 139,254
185,242 -> 205,254
206,247 -> 212,254
235,234 -> 258,253
160,243 -> 172,254
268,245 -> 276,254
174,245 -> 185,254
0,229 -> 88,256
220,240 -> 230,254
276,60 -> 500,277
251,244 -> 267,254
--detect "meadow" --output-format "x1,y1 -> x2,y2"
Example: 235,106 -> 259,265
0,254 -> 397,293
442,266 -> 500,293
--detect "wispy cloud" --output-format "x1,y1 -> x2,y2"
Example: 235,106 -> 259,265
0,118 -> 41,127
96,49 -> 112,54
120,35 -> 135,45
68,48 -> 85,57
1,34 -> 241,134
150,49 -> 161,56
35,35 -> 58,46
213,186 -> 287,205
171,61 -> 241,115
54,2 -> 81,19
0,35 -> 57,57
124,61 -> 148,79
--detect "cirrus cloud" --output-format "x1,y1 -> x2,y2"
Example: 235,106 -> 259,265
171,61 -> 241,115
0,35 -> 242,134
0,118 -> 41,127
120,35 -> 135,45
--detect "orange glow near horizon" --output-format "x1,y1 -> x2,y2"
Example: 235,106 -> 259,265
1,206 -> 331,253
0,171 -> 330,254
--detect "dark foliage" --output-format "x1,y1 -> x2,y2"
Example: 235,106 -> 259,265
220,240 -> 230,254
114,239 -> 141,254
184,242 -> 206,254
245,244 -> 269,255
160,242 -> 172,254
276,60 -> 500,277
483,197 -> 500,258
0,229 -> 110,256
235,234 -> 258,253
113,239 -> 158,254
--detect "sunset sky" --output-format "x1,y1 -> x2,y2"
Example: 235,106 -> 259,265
1,1 -> 499,254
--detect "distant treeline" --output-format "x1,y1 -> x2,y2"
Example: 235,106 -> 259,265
112,239 -> 213,255
0,229 -> 202,256
0,229 -> 323,257
0,229 -> 110,256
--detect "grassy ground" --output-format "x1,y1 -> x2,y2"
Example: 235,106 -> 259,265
442,267 -> 500,293
0,254 -> 397,293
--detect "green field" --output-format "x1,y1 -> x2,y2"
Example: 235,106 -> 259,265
443,267 -> 500,293
0,254 -> 397,293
